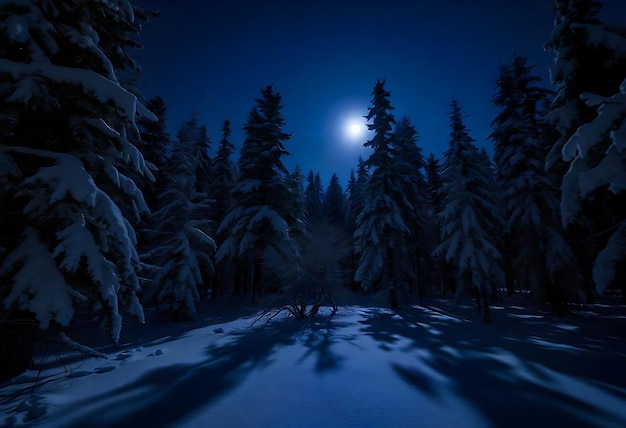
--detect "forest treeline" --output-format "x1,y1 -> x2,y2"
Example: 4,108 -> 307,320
1,0 -> 625,381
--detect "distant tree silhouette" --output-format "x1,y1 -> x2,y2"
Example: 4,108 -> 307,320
304,170 -> 323,226
210,120 -> 236,299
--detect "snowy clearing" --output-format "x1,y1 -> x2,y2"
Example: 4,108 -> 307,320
1,299 -> 625,428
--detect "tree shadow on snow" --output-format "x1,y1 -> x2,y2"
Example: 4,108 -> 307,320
358,302 -> 626,428
54,311 -> 346,428
31,297 -> 260,373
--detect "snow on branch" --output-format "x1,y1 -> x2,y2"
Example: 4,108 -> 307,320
0,228 -> 75,329
593,221 -> 626,294
59,333 -> 107,359
0,58 -> 153,124
570,23 -> 626,52
12,147 -> 98,207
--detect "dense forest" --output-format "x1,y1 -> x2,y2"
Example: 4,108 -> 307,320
1,0 -> 625,384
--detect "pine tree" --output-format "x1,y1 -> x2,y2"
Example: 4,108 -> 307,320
216,86 -> 297,300
545,0 -> 626,302
304,170 -> 323,226
210,120 -> 236,234
322,173 -> 346,226
135,95 -> 170,266
434,100 -> 503,322
145,117 -> 215,319
296,173 -> 351,310
425,153 -> 444,217
544,0 -> 625,168
285,163 -> 306,230
210,120 -> 236,298
137,96 -> 170,176
346,157 -> 369,232
345,170 -> 358,231
0,0 -> 153,379
562,76 -> 626,300
345,159 -> 369,290
177,118 -> 212,201
424,153 -> 449,294
354,80 -> 414,307
490,55 -> 577,311
135,96 -> 170,206
284,163 -> 307,258
393,116 -> 430,299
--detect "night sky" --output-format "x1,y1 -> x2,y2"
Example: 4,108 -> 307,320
133,0 -> 626,185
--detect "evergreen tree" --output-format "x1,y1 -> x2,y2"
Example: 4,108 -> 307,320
304,170 -> 323,226
134,95 -> 170,201
354,80 -> 414,307
490,55 -> 577,311
145,117 -> 215,319
393,116 -> 430,299
561,74 -> 626,300
284,163 -> 307,254
135,95 -> 170,263
298,173 -> 351,307
210,120 -> 236,299
137,96 -> 170,175
216,86 -> 297,300
346,157 -> 369,232
322,173 -> 346,226
180,117 -> 213,294
544,0 -> 625,168
345,160 -> 369,290
545,0 -> 626,301
434,100 -> 503,322
345,169 -> 358,231
285,163 -> 306,228
177,118 -> 212,201
210,120 -> 236,234
424,153 -> 449,294
0,0 -> 153,380
425,153 -> 444,222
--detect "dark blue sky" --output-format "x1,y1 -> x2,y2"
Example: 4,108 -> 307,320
133,0 -> 625,186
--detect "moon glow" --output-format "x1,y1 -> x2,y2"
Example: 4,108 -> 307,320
344,118 -> 366,143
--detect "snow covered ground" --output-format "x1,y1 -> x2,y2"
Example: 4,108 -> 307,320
1,298 -> 625,428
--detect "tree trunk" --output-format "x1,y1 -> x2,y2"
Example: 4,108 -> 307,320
389,286 -> 398,309
481,291 -> 492,323
252,255 -> 262,304
386,247 -> 397,308
547,278 -> 568,317
474,286 -> 482,314
211,270 -> 219,300
505,262 -> 515,295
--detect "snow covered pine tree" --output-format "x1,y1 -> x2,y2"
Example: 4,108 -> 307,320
545,0 -> 626,302
210,119 -> 236,299
216,86 -> 298,301
355,80 -> 417,307
434,100 -> 504,322
144,117 -> 215,320
392,116 -> 430,300
0,0 -> 154,380
490,54 -> 577,313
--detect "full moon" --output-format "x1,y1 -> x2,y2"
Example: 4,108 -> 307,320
340,113 -> 368,145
